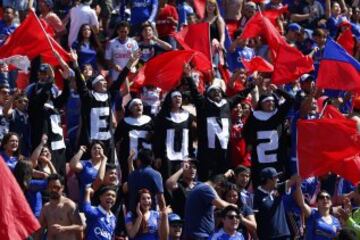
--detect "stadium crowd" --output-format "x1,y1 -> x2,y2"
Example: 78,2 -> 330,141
0,0 -> 360,239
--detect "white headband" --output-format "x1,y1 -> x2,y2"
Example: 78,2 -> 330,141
206,85 -> 221,93
128,98 -> 142,109
92,75 -> 105,86
171,91 -> 182,98
261,96 -> 275,103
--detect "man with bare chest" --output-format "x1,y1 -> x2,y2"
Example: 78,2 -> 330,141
36,174 -> 84,240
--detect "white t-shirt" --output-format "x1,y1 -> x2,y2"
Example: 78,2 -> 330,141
105,37 -> 139,81
68,4 -> 99,48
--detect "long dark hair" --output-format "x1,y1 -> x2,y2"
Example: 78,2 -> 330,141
136,188 -> 152,234
76,24 -> 103,52
14,160 -> 33,193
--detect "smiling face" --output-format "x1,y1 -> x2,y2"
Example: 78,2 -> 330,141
140,192 -> 152,211
100,190 -> 117,211
222,210 -> 240,232
317,192 -> 332,210
4,134 -> 19,155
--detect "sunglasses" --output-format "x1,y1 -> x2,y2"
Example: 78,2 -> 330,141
318,195 -> 331,200
225,214 -> 240,220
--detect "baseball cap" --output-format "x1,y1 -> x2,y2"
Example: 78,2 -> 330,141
245,1 -> 257,10
300,73 -> 314,82
288,23 -> 302,33
168,213 -> 183,224
260,167 -> 282,180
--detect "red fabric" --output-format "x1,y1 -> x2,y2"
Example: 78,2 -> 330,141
218,64 -> 231,84
298,114 -> 360,184
242,56 -> 274,74
262,6 -> 288,25
272,43 -> 314,84
193,0 -> 206,19
132,50 -> 212,91
173,22 -> 211,62
0,10 -> 70,67
226,81 -> 245,96
156,4 -> 179,37
229,122 -> 251,167
16,72 -> 30,90
337,28 -> 355,56
226,20 -> 241,39
240,14 -> 287,59
0,156 -> 40,239
316,60 -> 360,92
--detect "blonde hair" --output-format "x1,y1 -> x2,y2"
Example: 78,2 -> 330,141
206,0 -> 219,17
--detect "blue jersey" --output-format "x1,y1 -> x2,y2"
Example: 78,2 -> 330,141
305,209 -> 341,240
1,151 -> 18,171
83,202 -> 117,240
77,160 -> 99,207
125,210 -> 160,240
130,0 -> 159,25
26,179 -> 48,218
210,229 -> 245,240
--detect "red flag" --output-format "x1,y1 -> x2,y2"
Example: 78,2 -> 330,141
241,14 -> 286,59
298,116 -> 360,184
262,5 -> 289,25
0,10 -> 70,66
0,156 -> 41,239
193,0 -> 206,19
242,56 -> 274,74
272,43 -> 314,84
132,50 -> 212,91
337,28 -> 355,56
173,22 -> 211,62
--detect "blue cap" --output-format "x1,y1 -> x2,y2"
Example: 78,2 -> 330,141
288,23 -> 302,33
260,167 -> 282,180
168,213 -> 183,224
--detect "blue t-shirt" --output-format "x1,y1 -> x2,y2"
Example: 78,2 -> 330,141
26,179 -> 48,218
125,210 -> 160,240
83,202 -> 117,240
184,183 -> 217,239
326,16 -> 339,38
210,229 -> 245,240
1,151 -> 19,171
131,0 -> 159,25
0,20 -> 17,45
72,41 -> 98,70
305,209 -> 341,240
78,160 -> 99,206
227,47 -> 255,72
128,166 -> 164,213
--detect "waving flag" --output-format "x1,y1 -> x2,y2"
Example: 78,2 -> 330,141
193,0 -> 206,19
0,10 -> 70,66
0,156 -> 41,239
316,38 -> 360,92
173,22 -> 211,62
337,28 -> 355,56
242,56 -> 274,74
298,108 -> 360,184
272,43 -> 314,84
132,50 -> 212,91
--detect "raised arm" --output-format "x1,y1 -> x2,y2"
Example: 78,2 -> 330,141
125,204 -> 144,238
183,64 -> 204,107
69,146 -> 86,173
293,176 -> 312,218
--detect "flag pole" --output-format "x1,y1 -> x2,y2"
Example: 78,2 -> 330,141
30,9 -> 59,61
319,100 -> 329,118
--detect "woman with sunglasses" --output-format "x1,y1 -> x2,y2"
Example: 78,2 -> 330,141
295,180 -> 341,239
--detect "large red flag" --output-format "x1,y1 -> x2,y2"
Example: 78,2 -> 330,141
173,22 -> 211,62
272,43 -> 314,84
193,0 -> 206,19
241,14 -> 286,59
0,156 -> 41,239
298,115 -> 360,184
337,28 -> 355,56
0,10 -> 70,66
132,50 -> 212,91
242,56 -> 274,74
